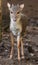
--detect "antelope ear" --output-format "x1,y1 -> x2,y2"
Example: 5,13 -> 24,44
20,4 -> 24,10
7,3 -> 11,10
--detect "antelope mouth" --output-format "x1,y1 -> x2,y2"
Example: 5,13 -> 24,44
13,19 -> 17,22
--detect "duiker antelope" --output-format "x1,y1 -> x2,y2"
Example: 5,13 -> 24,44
7,3 -> 28,61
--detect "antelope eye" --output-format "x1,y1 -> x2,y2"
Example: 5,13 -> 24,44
11,12 -> 13,13
17,11 -> 20,14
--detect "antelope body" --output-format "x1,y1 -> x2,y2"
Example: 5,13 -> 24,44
7,3 -> 28,61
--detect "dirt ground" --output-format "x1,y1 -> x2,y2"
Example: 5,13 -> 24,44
0,32 -> 38,65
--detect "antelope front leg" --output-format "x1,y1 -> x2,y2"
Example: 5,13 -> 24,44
17,36 -> 21,61
9,32 -> 14,59
21,38 -> 24,59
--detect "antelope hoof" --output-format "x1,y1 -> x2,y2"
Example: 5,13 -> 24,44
9,55 -> 13,59
21,55 -> 25,59
18,57 -> 21,61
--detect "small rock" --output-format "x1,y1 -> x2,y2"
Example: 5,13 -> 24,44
30,53 -> 34,56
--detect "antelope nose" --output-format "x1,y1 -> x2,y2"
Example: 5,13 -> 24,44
13,17 -> 17,21
13,18 -> 16,21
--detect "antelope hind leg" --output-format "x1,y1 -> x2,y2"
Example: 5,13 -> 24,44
21,37 -> 25,59
9,32 -> 14,59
